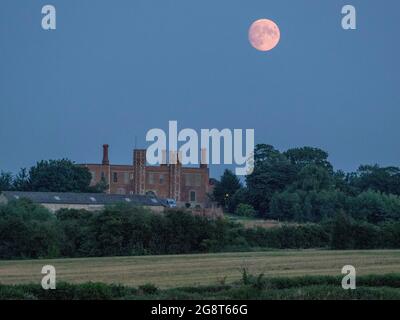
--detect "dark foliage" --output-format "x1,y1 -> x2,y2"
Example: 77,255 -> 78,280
0,159 -> 107,193
2,274 -> 400,300
1,200 -> 400,260
215,144 -> 400,223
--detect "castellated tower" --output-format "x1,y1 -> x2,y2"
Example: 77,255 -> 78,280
168,151 -> 182,202
133,149 -> 146,194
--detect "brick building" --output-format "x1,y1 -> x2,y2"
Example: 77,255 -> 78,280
81,145 -> 214,208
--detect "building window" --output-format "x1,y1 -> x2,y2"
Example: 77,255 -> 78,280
90,171 -> 96,182
190,191 -> 196,202
130,173 -> 134,180
101,172 -> 105,180
113,172 -> 118,183
159,174 -> 164,184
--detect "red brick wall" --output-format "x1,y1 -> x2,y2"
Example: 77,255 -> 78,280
81,147 -> 212,207
146,167 -> 170,198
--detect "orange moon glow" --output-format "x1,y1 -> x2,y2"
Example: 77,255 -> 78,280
248,19 -> 280,52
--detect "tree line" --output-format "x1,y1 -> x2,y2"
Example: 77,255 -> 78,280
2,144 -> 400,225
1,200 -> 400,259
213,144 -> 400,224
0,159 -> 107,193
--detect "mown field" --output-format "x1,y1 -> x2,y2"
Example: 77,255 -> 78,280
1,250 -> 400,288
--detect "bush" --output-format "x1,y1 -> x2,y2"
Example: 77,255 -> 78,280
138,283 -> 158,295
2,199 -> 400,260
352,222 -> 381,249
0,199 -> 59,259
331,212 -> 354,250
2,274 -> 400,300
235,204 -> 256,217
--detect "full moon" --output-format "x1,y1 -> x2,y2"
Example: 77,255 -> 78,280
248,19 -> 280,52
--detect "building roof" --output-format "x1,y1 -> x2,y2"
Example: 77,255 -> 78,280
1,191 -> 164,207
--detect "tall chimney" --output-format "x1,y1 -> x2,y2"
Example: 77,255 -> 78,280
102,144 -> 110,165
200,148 -> 208,168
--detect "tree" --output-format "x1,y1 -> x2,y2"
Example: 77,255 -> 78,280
352,222 -> 380,249
13,168 -> 30,191
228,187 -> 250,213
213,169 -> 242,211
284,147 -> 333,172
349,190 -> 400,223
270,190 -> 302,221
25,159 -> 98,193
87,176 -> 109,193
331,211 -> 354,250
56,209 -> 95,257
253,144 -> 282,165
246,144 -> 297,217
294,164 -> 334,192
0,171 -> 13,191
349,165 -> 400,196
0,199 -> 59,259
333,170 -> 358,195
2,160 -> 107,193
234,203 -> 256,217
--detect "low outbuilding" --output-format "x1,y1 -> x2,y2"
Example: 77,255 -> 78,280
0,191 -> 165,213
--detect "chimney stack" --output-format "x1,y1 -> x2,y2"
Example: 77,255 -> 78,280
102,144 -> 110,165
200,148 -> 208,168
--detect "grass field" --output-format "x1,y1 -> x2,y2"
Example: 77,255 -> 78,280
1,250 -> 400,288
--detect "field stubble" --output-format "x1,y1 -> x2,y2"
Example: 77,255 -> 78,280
1,250 -> 400,288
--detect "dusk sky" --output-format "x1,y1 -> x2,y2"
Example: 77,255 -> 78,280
1,0 -> 399,179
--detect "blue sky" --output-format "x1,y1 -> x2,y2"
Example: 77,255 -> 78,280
0,0 -> 399,179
